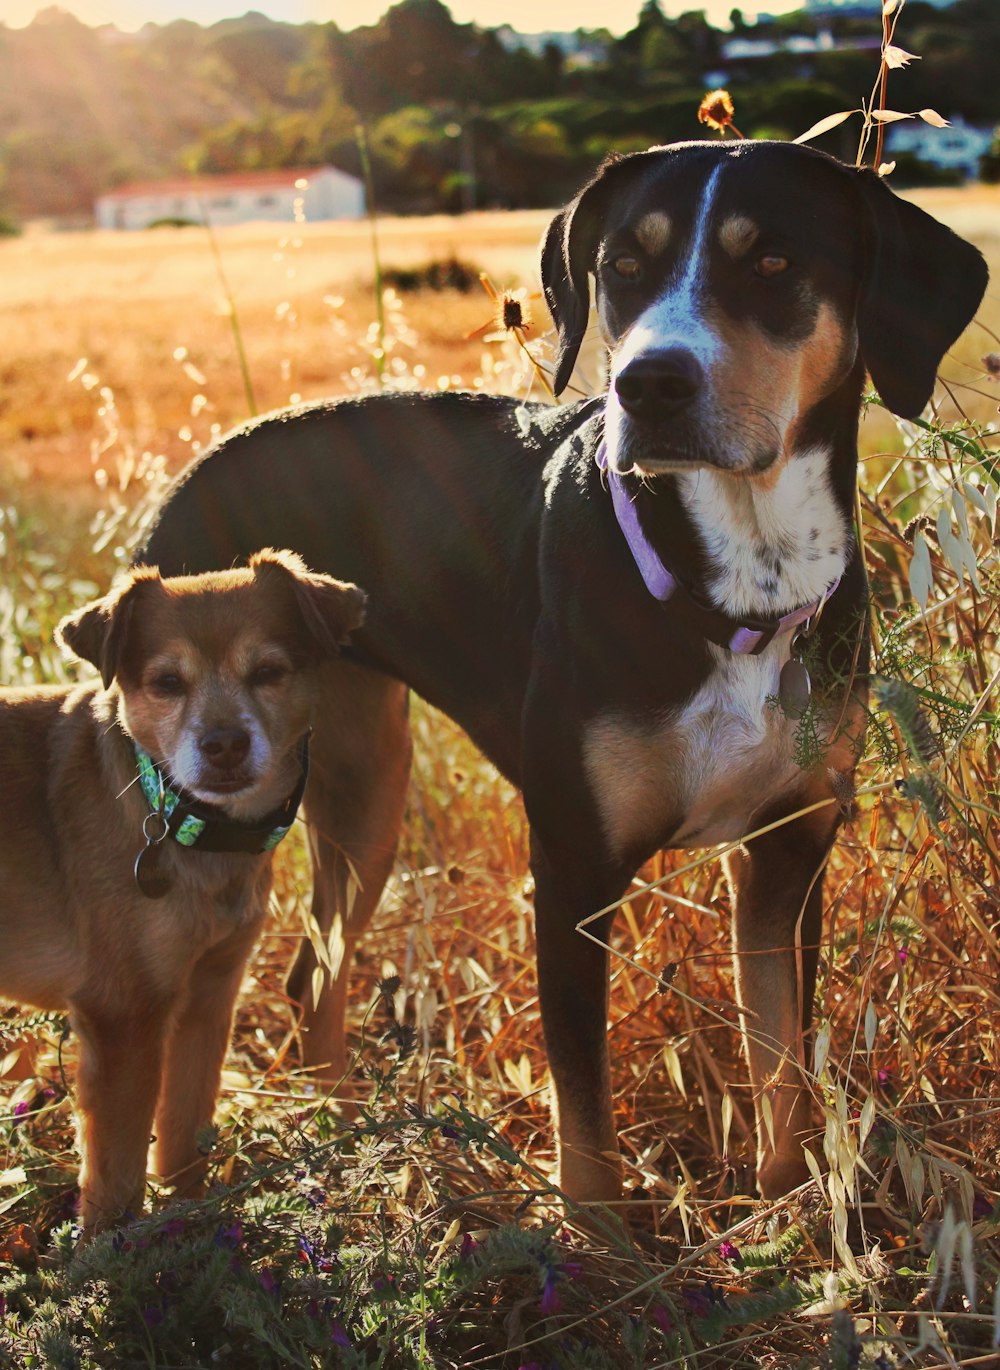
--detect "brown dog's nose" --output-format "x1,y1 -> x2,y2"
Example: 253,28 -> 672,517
200,727 -> 251,770
615,348 -> 703,422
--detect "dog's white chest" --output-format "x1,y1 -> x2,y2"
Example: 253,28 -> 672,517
584,649 -> 802,855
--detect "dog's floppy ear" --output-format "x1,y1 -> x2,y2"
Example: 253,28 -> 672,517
250,548 -> 366,656
855,168 -> 988,418
541,157 -> 621,395
56,568 -> 157,689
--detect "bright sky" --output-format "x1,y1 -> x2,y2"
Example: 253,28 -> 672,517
2,0 -> 803,36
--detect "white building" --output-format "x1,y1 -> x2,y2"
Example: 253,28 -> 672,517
804,0 -> 956,10
887,116 -> 995,180
95,166 -> 365,231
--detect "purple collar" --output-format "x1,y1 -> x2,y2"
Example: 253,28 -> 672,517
596,442 -> 841,656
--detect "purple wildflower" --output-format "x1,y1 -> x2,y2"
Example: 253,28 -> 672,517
298,1235 -> 317,1266
898,946 -> 908,965
650,1303 -> 674,1335
259,1266 -> 281,1298
540,1271 -> 561,1317
214,1220 -> 243,1250
12,1102 -> 29,1119
160,1217 -> 186,1241
682,1284 -> 711,1318
718,1240 -> 741,1264
682,1282 -> 726,1318
973,1192 -> 994,1220
330,1320 -> 351,1348
459,1233 -> 478,1260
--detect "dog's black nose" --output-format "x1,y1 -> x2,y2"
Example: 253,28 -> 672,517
615,349 -> 703,421
200,727 -> 251,770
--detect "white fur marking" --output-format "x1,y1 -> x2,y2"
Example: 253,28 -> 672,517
605,164 -> 725,471
677,445 -> 848,617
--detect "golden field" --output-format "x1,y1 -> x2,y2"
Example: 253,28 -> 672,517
0,209 -> 550,495
2,186 -> 998,495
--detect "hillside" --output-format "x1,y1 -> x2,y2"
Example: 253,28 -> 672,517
1,0 -> 997,223
0,10 -> 311,220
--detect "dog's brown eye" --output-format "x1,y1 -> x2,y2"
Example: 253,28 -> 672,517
249,663 -> 286,688
611,254 -> 641,281
150,673 -> 185,696
755,254 -> 789,278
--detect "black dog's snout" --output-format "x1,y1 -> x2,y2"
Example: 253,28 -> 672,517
200,727 -> 251,770
615,349 -> 704,421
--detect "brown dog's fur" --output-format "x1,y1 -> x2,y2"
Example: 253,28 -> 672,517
0,549 -> 364,1232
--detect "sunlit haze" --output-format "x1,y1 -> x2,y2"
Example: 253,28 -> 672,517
3,0 -> 804,35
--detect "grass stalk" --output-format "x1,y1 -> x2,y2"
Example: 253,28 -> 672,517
356,123 -> 387,387
198,196 -> 258,418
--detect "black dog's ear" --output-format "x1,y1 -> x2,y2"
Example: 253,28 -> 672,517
856,168 -> 988,418
250,548 -> 366,657
541,158 -> 622,395
541,204 -> 589,395
56,569 -> 156,689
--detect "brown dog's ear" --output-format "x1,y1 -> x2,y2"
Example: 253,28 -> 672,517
541,155 -> 626,395
855,168 -> 989,418
249,548 -> 366,656
56,569 -> 157,689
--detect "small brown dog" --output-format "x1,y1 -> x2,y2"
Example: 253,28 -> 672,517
0,548 -> 365,1232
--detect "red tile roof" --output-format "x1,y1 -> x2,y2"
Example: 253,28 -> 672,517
99,167 -> 350,201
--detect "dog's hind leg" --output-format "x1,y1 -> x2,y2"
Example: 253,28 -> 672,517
288,662 -> 412,1085
726,802 -> 838,1198
154,914 -> 266,1198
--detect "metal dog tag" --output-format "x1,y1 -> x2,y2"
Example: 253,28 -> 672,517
779,657 -> 812,720
134,810 -> 172,900
134,844 -> 172,900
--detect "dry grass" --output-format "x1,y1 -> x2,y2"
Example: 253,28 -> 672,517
0,211 -> 547,494
0,192 -> 998,1367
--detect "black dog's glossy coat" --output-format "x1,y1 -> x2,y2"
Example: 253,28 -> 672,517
140,141 -> 987,1204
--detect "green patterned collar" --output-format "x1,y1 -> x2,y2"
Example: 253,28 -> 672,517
134,736 -> 309,855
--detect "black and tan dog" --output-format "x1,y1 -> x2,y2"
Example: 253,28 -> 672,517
140,141 -> 987,1206
0,550 -> 363,1231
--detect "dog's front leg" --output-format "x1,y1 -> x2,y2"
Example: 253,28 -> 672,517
154,916 -> 265,1196
531,836 -> 628,1211
72,1002 -> 169,1232
725,807 -> 837,1197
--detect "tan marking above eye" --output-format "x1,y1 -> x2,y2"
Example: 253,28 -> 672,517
633,211 -> 672,258
718,214 -> 760,258
756,254 -> 789,278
